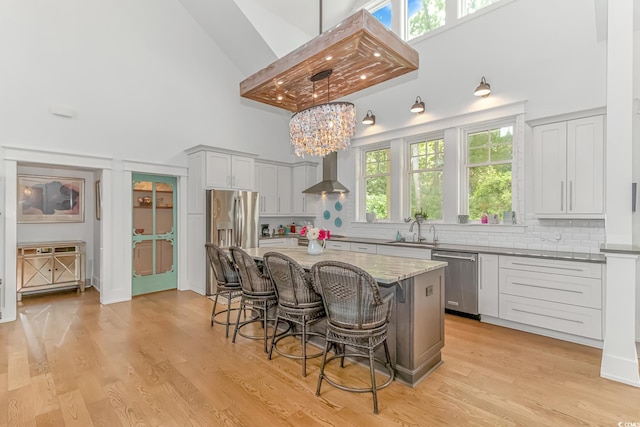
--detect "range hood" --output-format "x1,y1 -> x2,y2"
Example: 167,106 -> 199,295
303,152 -> 349,194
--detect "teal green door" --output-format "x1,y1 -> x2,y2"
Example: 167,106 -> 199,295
132,174 -> 177,296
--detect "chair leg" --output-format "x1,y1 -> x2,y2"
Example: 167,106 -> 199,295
301,319 -> 307,377
316,339 -> 331,396
369,347 -> 379,415
232,297 -> 244,344
224,291 -> 232,338
262,304 -> 269,353
211,293 -> 220,327
268,314 -> 281,360
383,340 -> 393,372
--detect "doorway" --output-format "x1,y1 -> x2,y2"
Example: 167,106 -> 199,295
132,173 -> 177,296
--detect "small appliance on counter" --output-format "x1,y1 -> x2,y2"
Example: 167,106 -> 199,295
261,224 -> 270,237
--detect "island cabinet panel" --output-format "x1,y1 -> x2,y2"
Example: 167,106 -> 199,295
391,268 -> 444,386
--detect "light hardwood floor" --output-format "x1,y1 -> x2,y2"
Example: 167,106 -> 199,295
1,288 -> 639,426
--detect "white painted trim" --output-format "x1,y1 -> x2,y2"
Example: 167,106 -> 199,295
351,101 -> 527,147
525,107 -> 607,127
185,144 -> 258,157
123,161 -> 188,177
2,146 -> 112,170
1,161 -> 18,323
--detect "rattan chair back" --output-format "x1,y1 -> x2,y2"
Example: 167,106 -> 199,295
229,246 -> 274,295
263,252 -> 322,308
205,243 -> 239,287
312,260 -> 391,330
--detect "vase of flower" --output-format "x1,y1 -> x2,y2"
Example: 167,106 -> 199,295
307,238 -> 325,255
300,225 -> 330,255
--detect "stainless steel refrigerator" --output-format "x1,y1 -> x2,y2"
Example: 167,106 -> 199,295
205,189 -> 259,294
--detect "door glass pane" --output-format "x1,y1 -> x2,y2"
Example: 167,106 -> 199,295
133,241 -> 153,276
155,182 -> 174,235
133,180 -> 153,235
156,239 -> 173,274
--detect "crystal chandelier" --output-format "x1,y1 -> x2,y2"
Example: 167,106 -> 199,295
289,70 -> 356,157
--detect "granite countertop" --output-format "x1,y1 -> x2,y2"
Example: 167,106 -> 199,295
319,236 -> 607,263
244,246 -> 447,284
599,243 -> 640,255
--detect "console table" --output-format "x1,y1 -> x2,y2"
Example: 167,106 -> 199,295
17,241 -> 86,301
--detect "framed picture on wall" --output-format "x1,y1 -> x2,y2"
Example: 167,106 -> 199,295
18,175 -> 85,223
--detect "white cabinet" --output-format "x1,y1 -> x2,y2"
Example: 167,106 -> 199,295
255,162 -> 291,215
376,244 -> 431,259
258,238 -> 298,248
532,115 -> 604,217
291,163 -> 318,215
205,151 -> 255,190
498,256 -> 603,339
349,242 -> 377,254
478,253 -> 499,318
325,241 -> 350,251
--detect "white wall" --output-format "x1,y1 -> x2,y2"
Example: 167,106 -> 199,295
311,0 -> 609,253
0,0 -> 295,165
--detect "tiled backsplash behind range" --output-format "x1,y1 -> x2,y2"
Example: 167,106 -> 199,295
311,195 -> 605,254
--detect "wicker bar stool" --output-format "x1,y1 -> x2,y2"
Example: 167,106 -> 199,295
311,260 -> 395,415
205,243 -> 242,337
229,246 -> 278,353
263,252 -> 326,377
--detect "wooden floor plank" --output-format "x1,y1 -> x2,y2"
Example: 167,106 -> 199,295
1,288 -> 639,426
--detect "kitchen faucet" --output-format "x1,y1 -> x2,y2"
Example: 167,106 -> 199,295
429,225 -> 439,245
409,220 -> 425,242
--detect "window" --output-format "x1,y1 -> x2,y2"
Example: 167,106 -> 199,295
409,138 -> 444,219
372,1 -> 392,29
459,0 -> 500,17
367,0 -> 506,40
408,0 -> 445,40
364,147 -> 391,220
465,125 -> 513,220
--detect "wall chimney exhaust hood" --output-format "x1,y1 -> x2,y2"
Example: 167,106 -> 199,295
303,152 -> 348,194
239,9 -> 419,113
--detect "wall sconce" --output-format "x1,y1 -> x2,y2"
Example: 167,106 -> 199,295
410,96 -> 425,113
362,110 -> 375,125
474,76 -> 491,97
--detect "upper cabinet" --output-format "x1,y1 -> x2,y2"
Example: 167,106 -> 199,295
291,163 -> 318,215
205,152 -> 255,190
532,115 -> 604,218
255,161 -> 291,215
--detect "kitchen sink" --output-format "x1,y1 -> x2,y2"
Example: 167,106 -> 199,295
384,241 -> 439,248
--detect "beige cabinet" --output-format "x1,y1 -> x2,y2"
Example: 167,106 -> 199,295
478,253 -> 499,318
17,241 -> 85,300
532,115 -> 604,217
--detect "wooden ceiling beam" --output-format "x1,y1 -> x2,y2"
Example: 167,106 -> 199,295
239,10 -> 419,113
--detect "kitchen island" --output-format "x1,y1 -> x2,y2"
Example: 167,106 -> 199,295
243,246 -> 448,387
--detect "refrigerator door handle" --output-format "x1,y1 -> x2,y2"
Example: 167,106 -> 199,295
238,196 -> 245,245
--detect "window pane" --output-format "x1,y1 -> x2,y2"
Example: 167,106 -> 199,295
460,0 -> 500,17
468,164 -> 512,220
408,0 -> 445,40
372,2 -> 392,29
366,176 -> 390,219
410,171 -> 443,220
468,131 -> 488,149
365,148 -> 391,220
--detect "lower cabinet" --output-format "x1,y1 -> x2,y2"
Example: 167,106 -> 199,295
258,238 -> 298,248
497,255 -> 603,340
349,242 -> 377,254
325,241 -> 350,251
478,253 -> 499,318
376,245 -> 431,259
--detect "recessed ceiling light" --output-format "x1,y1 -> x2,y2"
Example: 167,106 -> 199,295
313,93 -> 318,98
277,95 -> 283,101
277,80 -> 283,85
325,55 -> 333,61
373,52 -> 381,57
360,75 -> 367,80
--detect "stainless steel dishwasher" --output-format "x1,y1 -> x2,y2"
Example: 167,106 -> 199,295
431,250 -> 479,318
